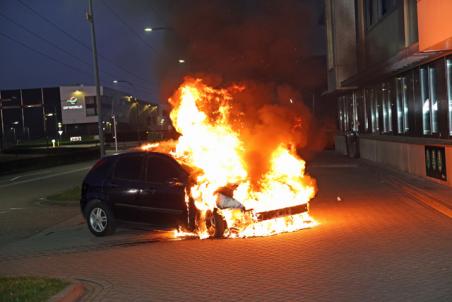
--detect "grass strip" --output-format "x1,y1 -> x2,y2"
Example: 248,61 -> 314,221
46,186 -> 81,204
0,276 -> 69,302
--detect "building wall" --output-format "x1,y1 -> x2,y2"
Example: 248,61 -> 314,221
328,0 -> 452,187
325,0 -> 357,92
0,87 -> 61,148
59,86 -> 100,125
1,85 -> 160,148
359,137 -> 452,187
364,7 -> 405,67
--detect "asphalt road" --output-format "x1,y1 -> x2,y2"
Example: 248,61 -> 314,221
0,160 -> 94,245
1,152 -> 452,301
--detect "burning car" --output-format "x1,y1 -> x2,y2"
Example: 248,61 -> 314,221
82,77 -> 317,239
81,150 -> 313,238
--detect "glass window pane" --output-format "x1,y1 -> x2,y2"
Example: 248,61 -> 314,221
429,66 -> 438,133
386,84 -> 392,132
113,155 -> 143,180
402,77 -> 409,132
147,157 -> 181,183
396,77 -> 409,134
370,88 -> 379,133
352,93 -> 359,131
337,98 -> 343,132
420,68 -> 431,135
396,78 -> 403,133
363,90 -> 369,132
447,58 -> 452,135
381,83 -> 392,133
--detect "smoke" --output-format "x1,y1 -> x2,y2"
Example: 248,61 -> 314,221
160,0 -> 326,97
160,1 -> 326,186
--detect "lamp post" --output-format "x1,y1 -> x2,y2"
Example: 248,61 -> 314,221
112,115 -> 118,152
87,0 -> 105,157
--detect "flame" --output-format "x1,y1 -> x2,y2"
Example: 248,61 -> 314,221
148,78 -> 317,238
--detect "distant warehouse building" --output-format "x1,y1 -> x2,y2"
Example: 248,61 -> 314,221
325,0 -> 452,187
0,85 -> 166,149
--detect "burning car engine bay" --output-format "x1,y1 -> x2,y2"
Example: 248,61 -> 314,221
182,178 -> 313,239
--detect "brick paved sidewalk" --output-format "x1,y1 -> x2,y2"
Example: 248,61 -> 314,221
1,151 -> 451,302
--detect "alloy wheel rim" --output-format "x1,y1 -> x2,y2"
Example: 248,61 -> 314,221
89,207 -> 107,233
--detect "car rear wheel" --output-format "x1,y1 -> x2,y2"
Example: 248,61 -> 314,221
205,208 -> 227,238
84,200 -> 116,236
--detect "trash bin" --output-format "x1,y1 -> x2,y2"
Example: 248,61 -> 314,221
345,130 -> 360,158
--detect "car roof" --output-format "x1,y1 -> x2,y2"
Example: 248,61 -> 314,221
110,150 -> 173,159
109,150 -> 190,173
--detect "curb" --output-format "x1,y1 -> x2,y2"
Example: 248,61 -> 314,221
386,175 -> 452,219
49,282 -> 85,302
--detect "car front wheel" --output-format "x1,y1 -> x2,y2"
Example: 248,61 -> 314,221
205,208 -> 227,238
84,200 -> 116,236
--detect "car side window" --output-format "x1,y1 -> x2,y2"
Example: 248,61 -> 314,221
147,156 -> 182,183
113,155 -> 143,181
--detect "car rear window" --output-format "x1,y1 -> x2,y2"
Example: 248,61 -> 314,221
113,155 -> 143,181
86,157 -> 114,183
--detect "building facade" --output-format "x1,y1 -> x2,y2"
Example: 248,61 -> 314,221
325,0 -> 452,186
0,85 -> 163,150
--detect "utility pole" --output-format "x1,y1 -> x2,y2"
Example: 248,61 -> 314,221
87,0 -> 105,157
112,115 -> 118,152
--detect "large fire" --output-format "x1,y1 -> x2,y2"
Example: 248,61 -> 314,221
146,77 -> 317,239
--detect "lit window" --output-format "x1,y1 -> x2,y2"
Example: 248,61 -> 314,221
338,97 -> 343,132
381,83 -> 392,133
352,93 -> 359,132
447,58 -> 452,135
420,65 -> 439,135
420,68 -> 431,135
369,88 -> 379,133
363,90 -> 369,132
85,96 -> 98,117
429,67 -> 438,133
396,77 -> 409,133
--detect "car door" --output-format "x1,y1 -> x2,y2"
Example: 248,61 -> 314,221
136,154 -> 188,227
104,153 -> 146,222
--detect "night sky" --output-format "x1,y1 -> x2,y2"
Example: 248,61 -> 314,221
0,0 -> 325,104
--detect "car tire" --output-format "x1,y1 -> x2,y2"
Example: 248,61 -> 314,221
205,208 -> 227,238
84,200 -> 116,237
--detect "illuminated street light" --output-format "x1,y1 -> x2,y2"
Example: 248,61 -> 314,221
178,59 -> 185,64
144,27 -> 153,32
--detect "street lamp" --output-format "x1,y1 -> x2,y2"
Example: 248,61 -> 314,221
44,111 -> 58,148
143,27 -> 186,66
112,80 -> 135,95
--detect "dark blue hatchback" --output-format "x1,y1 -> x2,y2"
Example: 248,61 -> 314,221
81,151 -> 194,236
